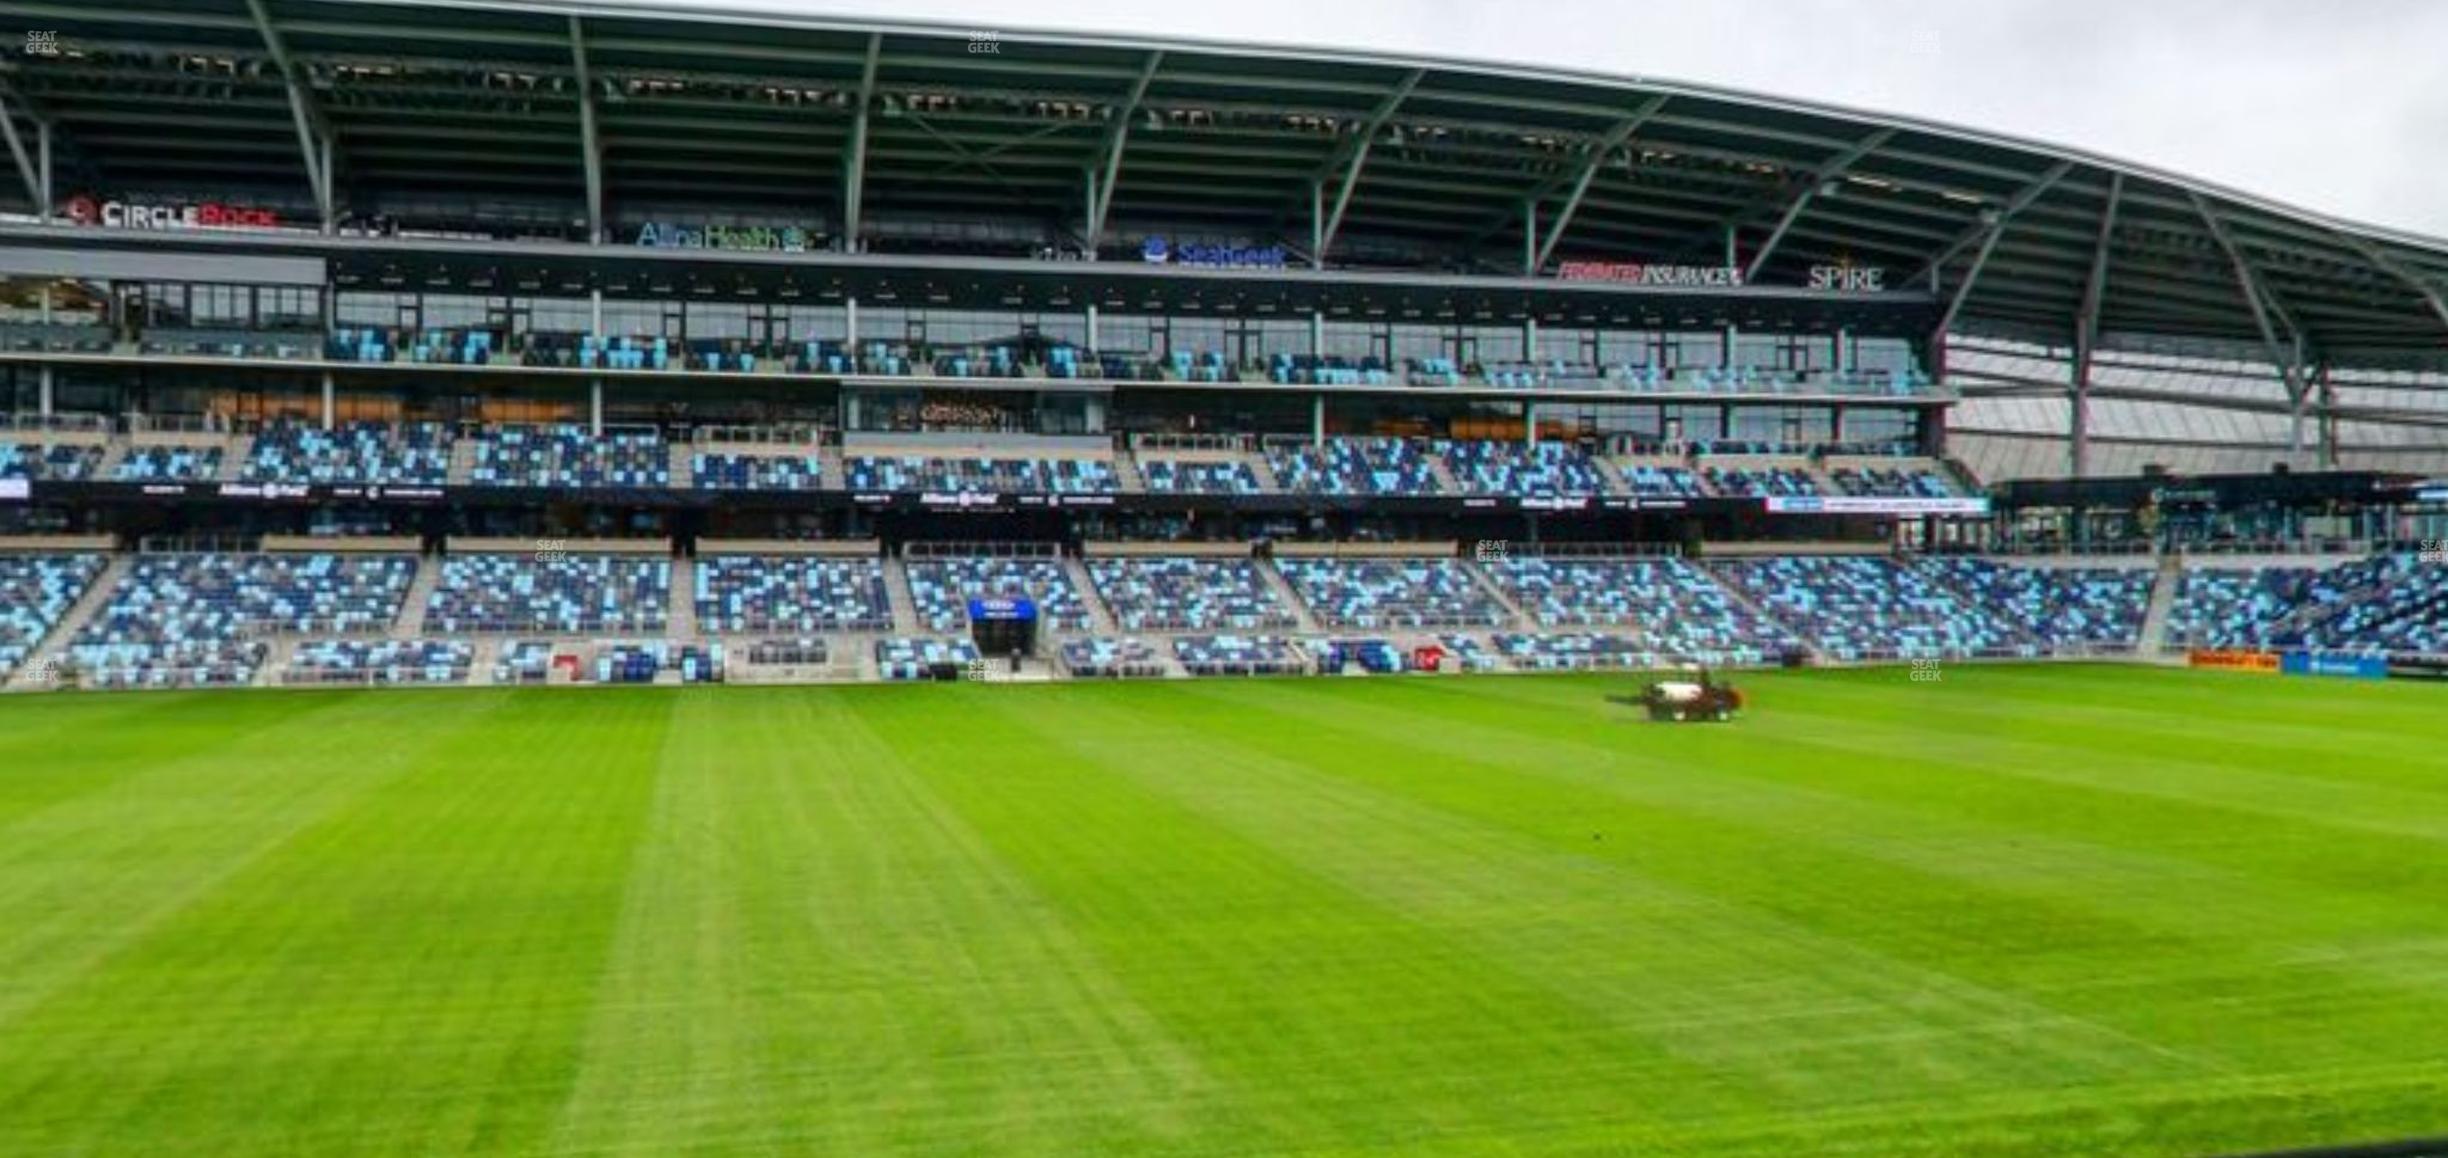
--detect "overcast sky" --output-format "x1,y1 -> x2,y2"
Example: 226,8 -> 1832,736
641,0 -> 2448,239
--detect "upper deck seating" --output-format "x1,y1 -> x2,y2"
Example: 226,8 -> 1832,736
1435,440 -> 1609,497
843,456 -> 1117,493
1263,438 -> 1439,495
470,425 -> 669,488
240,420 -> 453,485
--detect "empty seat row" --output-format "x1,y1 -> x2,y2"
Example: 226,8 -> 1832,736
695,555 -> 891,634
422,554 -> 669,635
1087,557 -> 1294,631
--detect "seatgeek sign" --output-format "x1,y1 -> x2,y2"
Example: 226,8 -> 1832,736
1140,236 -> 1289,270
63,194 -> 279,231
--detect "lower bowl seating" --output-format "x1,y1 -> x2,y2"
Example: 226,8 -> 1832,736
1713,555 -> 2024,659
1491,633 -> 1661,671
1274,557 -> 1507,629
0,554 -> 107,678
1432,633 -> 1501,672
285,639 -> 474,686
2163,565 -> 2340,649
1086,557 -> 1293,631
696,555 -> 891,634
1307,637 -> 1409,674
874,637 -> 981,680
2289,553 -> 2448,656
905,556 -> 1092,633
68,553 -> 416,689
1060,637 -> 1166,678
745,638 -> 830,666
494,640 -> 556,684
1914,557 -> 2152,649
422,554 -> 670,635
1172,634 -> 1303,676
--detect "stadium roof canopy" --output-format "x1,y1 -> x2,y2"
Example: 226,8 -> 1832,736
4,0 -> 2447,368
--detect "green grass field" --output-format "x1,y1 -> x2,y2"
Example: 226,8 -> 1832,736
1,665 -> 2444,1157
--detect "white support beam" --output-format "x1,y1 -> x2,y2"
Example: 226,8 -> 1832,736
243,0 -> 332,213
2070,172 -> 2122,479
2337,232 -> 2448,339
35,120 -> 50,221
1933,217 -> 2011,340
1083,50 -> 1163,252
0,93 -> 41,213
2191,191 -> 2309,408
569,16 -> 605,244
1313,69 -> 1423,266
1530,95 -> 1668,272
1911,160 -> 2075,287
840,33 -> 881,254
1309,179 -> 1324,270
1739,128 -> 1896,283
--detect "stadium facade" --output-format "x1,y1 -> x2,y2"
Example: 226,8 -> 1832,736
0,0 -> 2443,689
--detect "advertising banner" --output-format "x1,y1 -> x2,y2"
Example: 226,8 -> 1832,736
1764,495 -> 1992,516
2188,649 -> 2280,673
2279,651 -> 2389,680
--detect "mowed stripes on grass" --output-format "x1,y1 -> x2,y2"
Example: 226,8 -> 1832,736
0,665 -> 2443,1157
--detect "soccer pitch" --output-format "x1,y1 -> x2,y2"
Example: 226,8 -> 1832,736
0,666 -> 2443,1157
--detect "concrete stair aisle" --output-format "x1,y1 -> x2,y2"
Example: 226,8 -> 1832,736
464,639 -> 500,687
1061,556 -> 1120,634
882,556 -> 923,635
92,439 -> 133,481
1105,448 -> 1146,493
252,636 -> 301,687
1423,453 -> 1463,496
819,443 -> 847,489
1247,447 -> 1288,492
667,555 -> 702,642
667,443 -> 693,489
1460,555 -> 1535,632
214,434 -> 252,481
1255,557 -> 1325,634
391,554 -> 443,639
5,553 -> 130,691
2136,552 -> 2185,656
447,437 -> 481,485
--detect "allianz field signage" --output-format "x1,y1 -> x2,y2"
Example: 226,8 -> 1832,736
634,222 -> 815,253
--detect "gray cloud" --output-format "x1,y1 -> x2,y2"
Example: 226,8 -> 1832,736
643,0 -> 2448,237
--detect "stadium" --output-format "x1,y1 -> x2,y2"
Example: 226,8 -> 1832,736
0,0 -> 2445,1153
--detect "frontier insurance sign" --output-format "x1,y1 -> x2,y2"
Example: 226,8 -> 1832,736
1555,261 -> 1745,288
